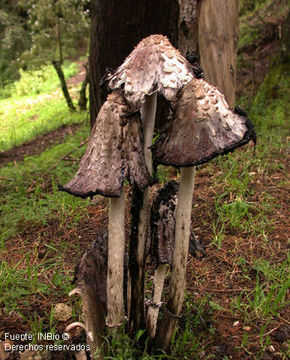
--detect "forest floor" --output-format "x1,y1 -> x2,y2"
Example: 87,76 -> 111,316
0,3 -> 289,358
0,121 -> 289,360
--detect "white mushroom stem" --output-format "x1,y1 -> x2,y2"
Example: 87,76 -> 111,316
70,284 -> 105,358
146,264 -> 167,339
74,350 -> 88,360
107,188 -> 126,330
156,166 -> 196,350
69,288 -> 83,297
142,91 -> 158,175
65,321 -> 88,334
129,92 -> 157,334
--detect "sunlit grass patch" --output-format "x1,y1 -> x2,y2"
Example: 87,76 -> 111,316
0,61 -> 83,152
0,62 -> 77,100
0,123 -> 90,247
0,96 -> 86,152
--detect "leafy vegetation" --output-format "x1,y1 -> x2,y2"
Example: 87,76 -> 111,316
250,63 -> 290,130
0,62 -> 84,152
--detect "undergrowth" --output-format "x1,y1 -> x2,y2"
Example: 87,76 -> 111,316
0,61 -> 82,152
0,61 -> 77,99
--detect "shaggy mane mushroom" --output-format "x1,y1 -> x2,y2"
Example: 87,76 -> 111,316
153,78 -> 256,350
105,34 -> 195,334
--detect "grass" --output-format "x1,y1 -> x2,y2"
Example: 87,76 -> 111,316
0,61 -> 83,152
0,61 -> 78,100
0,123 -> 90,246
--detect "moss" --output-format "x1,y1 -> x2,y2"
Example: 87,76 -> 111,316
238,22 -> 261,50
249,61 -> 290,130
239,0 -> 270,17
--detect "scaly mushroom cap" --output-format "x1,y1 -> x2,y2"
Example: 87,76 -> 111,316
153,78 -> 257,167
74,230 -> 108,308
108,34 -> 193,107
60,92 -> 150,198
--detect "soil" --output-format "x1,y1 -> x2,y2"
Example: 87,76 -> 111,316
0,124 -> 82,167
0,147 -> 289,359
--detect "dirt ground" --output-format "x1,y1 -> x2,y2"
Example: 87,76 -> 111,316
0,135 -> 289,359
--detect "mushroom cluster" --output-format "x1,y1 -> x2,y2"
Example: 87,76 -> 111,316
61,34 -> 256,353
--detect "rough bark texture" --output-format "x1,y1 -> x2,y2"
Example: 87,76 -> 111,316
177,0 -> 199,55
198,0 -> 239,108
89,0 -> 179,127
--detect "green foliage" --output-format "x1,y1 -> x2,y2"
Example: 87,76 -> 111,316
239,0 -> 271,17
0,3 -> 31,86
21,0 -> 90,66
0,0 -> 89,90
231,256 -> 290,320
249,62 -> 290,130
13,62 -> 77,97
0,124 -> 90,247
0,98 -> 86,152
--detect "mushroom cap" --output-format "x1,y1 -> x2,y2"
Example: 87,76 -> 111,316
108,34 -> 193,107
153,78 -> 257,167
74,230 -> 108,306
59,92 -> 150,198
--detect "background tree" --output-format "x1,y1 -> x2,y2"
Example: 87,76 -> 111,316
20,0 -> 90,111
0,0 -> 30,88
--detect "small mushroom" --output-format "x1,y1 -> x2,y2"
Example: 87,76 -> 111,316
60,90 -> 150,331
67,230 -> 108,358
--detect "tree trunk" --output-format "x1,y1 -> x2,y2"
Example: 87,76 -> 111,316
198,0 -> 239,108
52,60 -> 76,112
89,0 -> 179,128
78,63 -> 89,111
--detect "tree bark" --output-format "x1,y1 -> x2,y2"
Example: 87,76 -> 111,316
198,0 -> 239,108
78,63 -> 89,111
52,60 -> 76,112
89,0 -> 179,128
